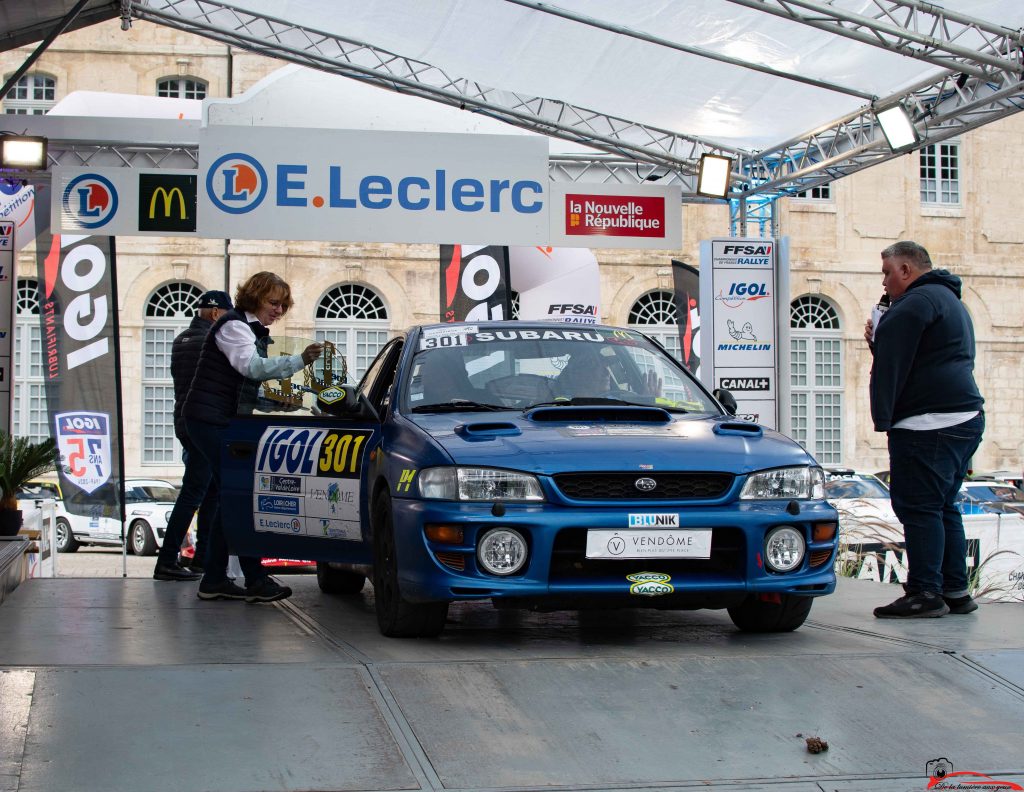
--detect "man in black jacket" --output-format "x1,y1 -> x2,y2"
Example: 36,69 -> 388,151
865,241 -> 984,618
153,290 -> 233,581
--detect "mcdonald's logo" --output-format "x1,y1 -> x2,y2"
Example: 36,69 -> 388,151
138,173 -> 197,232
149,187 -> 187,220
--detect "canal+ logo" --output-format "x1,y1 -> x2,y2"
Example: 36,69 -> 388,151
61,174 -> 118,229
206,153 -> 268,214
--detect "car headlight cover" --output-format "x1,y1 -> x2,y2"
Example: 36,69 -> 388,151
419,467 -> 543,501
477,528 -> 528,575
764,526 -> 805,572
740,466 -> 824,500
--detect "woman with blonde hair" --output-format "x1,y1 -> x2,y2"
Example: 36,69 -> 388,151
182,271 -> 322,603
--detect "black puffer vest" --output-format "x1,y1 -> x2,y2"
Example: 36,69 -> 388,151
171,316 -> 213,441
182,309 -> 269,427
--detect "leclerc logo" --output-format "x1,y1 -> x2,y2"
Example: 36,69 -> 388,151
206,153 -> 268,214
62,174 -> 118,229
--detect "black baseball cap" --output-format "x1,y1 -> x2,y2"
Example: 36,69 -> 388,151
197,290 -> 232,310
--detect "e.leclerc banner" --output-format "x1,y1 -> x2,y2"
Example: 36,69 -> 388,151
35,230 -> 125,520
439,245 -> 512,322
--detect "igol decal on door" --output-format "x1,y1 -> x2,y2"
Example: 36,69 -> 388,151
252,426 -> 371,540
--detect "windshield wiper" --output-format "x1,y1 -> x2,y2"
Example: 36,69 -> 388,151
411,399 -> 509,413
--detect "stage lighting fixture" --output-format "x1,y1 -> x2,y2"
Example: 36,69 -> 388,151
0,135 -> 48,170
696,153 -> 733,199
875,105 -> 919,152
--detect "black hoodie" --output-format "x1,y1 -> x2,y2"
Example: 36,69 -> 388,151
869,268 -> 983,431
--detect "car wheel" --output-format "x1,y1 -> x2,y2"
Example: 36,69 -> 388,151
55,518 -> 80,553
316,562 -> 366,595
727,594 -> 813,633
372,492 -> 448,637
129,520 -> 157,556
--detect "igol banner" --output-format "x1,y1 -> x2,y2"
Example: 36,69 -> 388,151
35,230 -> 125,521
439,244 -> 512,322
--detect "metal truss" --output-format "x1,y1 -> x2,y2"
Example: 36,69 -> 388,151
45,144 -> 198,170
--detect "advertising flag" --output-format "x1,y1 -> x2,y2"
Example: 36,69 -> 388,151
671,260 -> 701,376
509,246 -> 601,324
35,230 -> 125,519
439,244 -> 512,322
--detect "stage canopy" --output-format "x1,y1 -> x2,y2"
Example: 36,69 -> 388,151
2,1 -> 1024,202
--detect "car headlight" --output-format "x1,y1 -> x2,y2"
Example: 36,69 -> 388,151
164,510 -> 173,524
477,528 -> 528,575
764,526 -> 805,572
740,466 -> 824,499
419,467 -> 544,502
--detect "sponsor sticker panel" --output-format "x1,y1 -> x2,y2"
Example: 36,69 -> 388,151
252,426 -> 370,538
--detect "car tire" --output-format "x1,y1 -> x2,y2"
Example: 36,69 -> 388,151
316,562 -> 366,595
129,520 -> 157,556
727,594 -> 813,633
55,518 -> 80,553
372,492 -> 448,638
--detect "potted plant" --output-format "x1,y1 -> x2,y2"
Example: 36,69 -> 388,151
0,430 -> 60,537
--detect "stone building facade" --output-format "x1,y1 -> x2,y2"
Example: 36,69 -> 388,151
4,19 -> 1022,481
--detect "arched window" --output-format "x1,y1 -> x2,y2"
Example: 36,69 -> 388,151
3,73 -> 56,114
790,295 -> 843,464
314,284 -> 390,383
142,282 -> 204,464
11,279 -> 48,441
628,290 -> 683,362
156,77 -> 207,100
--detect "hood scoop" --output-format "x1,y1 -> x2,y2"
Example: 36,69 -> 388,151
455,422 -> 522,441
527,405 -> 671,423
713,421 -> 763,437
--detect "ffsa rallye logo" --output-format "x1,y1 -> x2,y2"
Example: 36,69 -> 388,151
62,174 -> 119,229
206,152 -> 544,216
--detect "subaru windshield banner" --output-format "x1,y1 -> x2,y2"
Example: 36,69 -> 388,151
34,228 -> 125,521
198,126 -> 548,245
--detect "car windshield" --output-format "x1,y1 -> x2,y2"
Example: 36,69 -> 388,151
967,484 -> 1024,503
404,325 -> 718,413
824,477 -> 890,499
126,485 -> 178,503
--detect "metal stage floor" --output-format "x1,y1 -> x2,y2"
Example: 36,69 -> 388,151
1,576 -> 1022,792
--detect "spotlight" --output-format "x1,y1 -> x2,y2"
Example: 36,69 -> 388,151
696,153 -> 733,199
0,135 -> 48,170
875,105 -> 919,152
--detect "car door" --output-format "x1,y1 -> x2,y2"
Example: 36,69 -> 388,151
219,338 -> 404,566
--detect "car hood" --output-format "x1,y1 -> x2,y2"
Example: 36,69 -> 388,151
406,406 -> 813,475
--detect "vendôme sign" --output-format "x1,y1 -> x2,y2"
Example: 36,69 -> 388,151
50,126 -> 681,248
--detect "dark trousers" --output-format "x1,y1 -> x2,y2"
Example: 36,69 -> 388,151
183,417 -> 267,587
887,412 -> 984,596
156,439 -> 216,567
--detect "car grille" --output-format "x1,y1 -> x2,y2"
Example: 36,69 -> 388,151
549,527 -> 745,580
553,472 -> 733,501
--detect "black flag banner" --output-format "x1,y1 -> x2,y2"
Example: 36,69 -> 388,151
36,231 -> 125,521
439,244 -> 512,322
671,260 -> 701,376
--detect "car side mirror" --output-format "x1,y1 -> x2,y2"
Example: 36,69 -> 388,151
317,385 -> 379,421
712,388 -> 738,416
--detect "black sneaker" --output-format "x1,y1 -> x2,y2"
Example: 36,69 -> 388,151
874,590 -> 949,619
153,561 -> 203,582
245,577 -> 292,603
943,594 -> 978,614
197,578 -> 247,601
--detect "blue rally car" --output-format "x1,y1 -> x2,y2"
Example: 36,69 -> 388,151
220,322 -> 839,637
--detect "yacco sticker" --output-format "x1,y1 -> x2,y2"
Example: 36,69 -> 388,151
627,572 -> 674,597
628,513 -> 680,528
317,386 -> 347,404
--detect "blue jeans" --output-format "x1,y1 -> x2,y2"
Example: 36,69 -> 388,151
887,413 -> 984,596
156,439 -> 216,567
184,417 -> 268,587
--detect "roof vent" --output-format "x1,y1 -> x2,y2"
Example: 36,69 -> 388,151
527,406 -> 671,423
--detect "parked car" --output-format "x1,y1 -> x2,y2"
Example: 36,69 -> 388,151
218,323 -> 839,636
957,480 -> 1024,516
19,478 -> 180,555
968,470 -> 1024,490
823,468 -> 903,545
